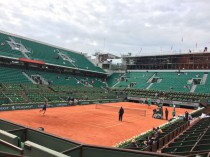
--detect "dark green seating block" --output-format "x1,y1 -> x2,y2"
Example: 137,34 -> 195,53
162,145 -> 193,153
168,140 -> 196,147
192,144 -> 210,151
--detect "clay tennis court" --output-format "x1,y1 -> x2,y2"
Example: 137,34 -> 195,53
0,102 -> 193,147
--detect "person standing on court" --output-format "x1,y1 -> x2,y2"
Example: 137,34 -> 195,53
172,108 -> 176,117
165,108 -> 169,120
147,98 -> 151,109
119,106 -> 124,121
40,101 -> 48,115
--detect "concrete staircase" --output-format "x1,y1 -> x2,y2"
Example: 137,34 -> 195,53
146,83 -> 153,89
147,73 -> 156,83
190,84 -> 197,93
113,73 -> 126,87
22,72 -> 37,84
201,73 -> 208,85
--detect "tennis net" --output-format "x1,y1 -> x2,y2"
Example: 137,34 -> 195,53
95,104 -> 146,116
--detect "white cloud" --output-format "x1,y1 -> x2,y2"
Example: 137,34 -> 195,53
0,0 -> 210,56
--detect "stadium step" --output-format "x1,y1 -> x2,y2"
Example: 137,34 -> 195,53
200,73 -> 208,85
146,83 -> 153,89
22,72 -> 37,84
147,73 -> 156,83
190,84 -> 197,93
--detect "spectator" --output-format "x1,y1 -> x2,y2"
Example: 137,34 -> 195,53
151,133 -> 157,141
188,114 -> 193,120
56,55 -> 60,59
74,99 -> 78,104
143,136 -> 149,145
146,137 -> 153,146
38,127 -> 44,131
155,93 -> 158,98
185,111 -> 189,121
1,42 -> 5,46
204,47 -> 208,52
152,127 -> 158,135
130,139 -> 138,148
157,127 -> 163,134
68,98 -> 74,105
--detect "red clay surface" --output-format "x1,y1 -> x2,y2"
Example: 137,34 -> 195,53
0,102 -> 193,147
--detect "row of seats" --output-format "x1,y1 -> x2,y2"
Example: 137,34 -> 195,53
114,72 -> 153,88
112,88 -> 210,103
150,72 -> 196,92
0,83 -> 117,104
0,66 -> 106,87
108,72 -> 210,94
196,74 -> 210,93
0,66 -> 31,84
162,117 -> 210,156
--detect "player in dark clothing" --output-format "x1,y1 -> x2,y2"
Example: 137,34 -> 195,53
40,101 -> 48,115
165,108 -> 169,120
119,107 -> 124,121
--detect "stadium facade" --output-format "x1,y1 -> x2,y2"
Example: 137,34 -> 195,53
122,52 -> 210,70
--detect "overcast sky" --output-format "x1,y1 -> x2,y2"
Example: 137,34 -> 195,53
0,0 -> 210,56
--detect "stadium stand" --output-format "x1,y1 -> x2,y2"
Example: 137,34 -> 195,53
113,72 -> 153,89
0,66 -> 31,84
107,73 -> 124,87
0,83 -> 117,104
149,72 -> 196,92
111,88 -> 210,104
195,73 -> 210,93
108,72 -> 210,93
161,117 -> 210,156
0,33 -> 25,58
0,31 -> 105,73
124,119 -> 190,152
